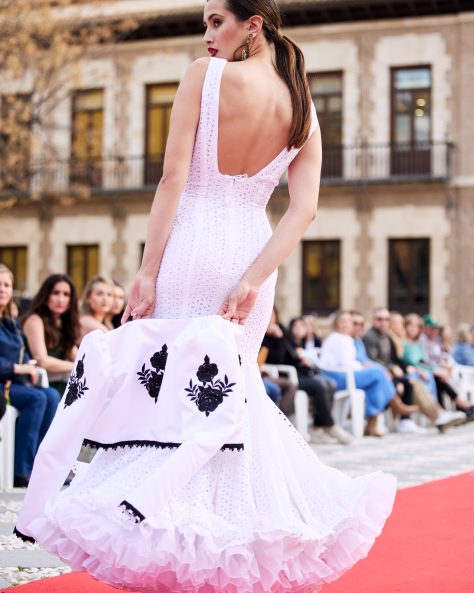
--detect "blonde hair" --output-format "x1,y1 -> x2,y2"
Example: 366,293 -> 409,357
404,313 -> 423,339
456,323 -> 471,344
80,275 -> 114,315
330,309 -> 351,331
0,264 -> 15,319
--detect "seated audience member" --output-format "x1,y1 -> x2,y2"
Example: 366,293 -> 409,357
79,276 -> 114,342
303,314 -> 322,349
258,342 -> 296,415
22,274 -> 80,396
403,314 -> 473,420
105,281 -> 127,330
0,264 -> 61,487
389,312 -> 464,430
320,310 -> 417,437
289,316 -> 320,366
0,379 -> 6,421
362,308 -> 422,434
350,311 -> 371,365
263,308 -> 353,445
452,323 -> 474,367
439,325 -> 454,356
261,373 -> 282,406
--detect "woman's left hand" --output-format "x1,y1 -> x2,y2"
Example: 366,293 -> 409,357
218,280 -> 258,325
121,273 -> 156,323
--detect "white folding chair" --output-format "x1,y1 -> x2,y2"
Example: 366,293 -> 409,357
0,404 -> 18,491
309,349 -> 366,439
451,364 -> 474,404
329,368 -> 366,439
263,364 -> 311,441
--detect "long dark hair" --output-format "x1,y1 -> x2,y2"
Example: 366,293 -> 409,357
24,274 -> 80,357
225,0 -> 312,148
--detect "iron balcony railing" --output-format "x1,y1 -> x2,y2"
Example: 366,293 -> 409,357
0,141 -> 452,196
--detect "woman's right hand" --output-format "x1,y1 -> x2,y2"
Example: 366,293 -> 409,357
121,273 -> 156,323
13,363 -> 38,384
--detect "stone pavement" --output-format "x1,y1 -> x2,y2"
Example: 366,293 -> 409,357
1,421 -> 473,588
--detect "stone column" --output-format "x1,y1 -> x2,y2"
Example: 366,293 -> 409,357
110,204 -> 128,284
37,201 -> 54,284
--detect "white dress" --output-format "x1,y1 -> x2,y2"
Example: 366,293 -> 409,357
15,58 -> 396,593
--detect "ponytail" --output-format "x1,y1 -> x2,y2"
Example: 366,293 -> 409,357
272,32 -> 312,149
223,0 -> 313,150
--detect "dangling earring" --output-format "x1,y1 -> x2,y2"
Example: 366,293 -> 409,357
242,33 -> 254,61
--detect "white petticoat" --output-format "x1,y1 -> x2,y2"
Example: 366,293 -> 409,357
27,365 -> 396,593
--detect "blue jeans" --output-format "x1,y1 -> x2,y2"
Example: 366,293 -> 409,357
323,365 -> 395,417
262,378 -> 281,405
4,383 -> 60,477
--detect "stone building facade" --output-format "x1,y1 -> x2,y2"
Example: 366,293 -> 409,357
1,0 -> 473,326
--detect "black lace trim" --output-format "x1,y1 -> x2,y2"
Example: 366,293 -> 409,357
13,526 -> 36,544
82,438 -> 244,452
119,500 -> 145,524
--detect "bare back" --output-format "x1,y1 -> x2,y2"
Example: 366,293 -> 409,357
217,60 -> 294,177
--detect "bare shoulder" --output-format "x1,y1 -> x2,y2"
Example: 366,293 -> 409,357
80,315 -> 102,332
23,314 -> 44,332
181,57 -> 211,88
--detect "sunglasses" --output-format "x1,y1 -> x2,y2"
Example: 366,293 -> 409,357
375,316 -> 390,321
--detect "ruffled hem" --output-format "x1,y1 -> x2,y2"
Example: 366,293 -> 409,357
27,471 -> 396,593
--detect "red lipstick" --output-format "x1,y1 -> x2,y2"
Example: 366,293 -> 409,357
208,48 -> 218,57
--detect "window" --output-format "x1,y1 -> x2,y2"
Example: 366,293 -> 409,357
309,72 -> 343,178
144,84 -> 178,185
0,246 -> 27,292
302,241 -> 340,315
0,94 -> 31,192
67,245 -> 99,296
391,66 -> 431,175
388,239 -> 430,314
71,89 -> 104,187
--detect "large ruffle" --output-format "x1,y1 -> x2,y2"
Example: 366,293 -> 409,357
24,366 -> 396,593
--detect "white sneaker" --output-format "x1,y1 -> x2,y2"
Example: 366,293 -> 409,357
310,427 -> 338,444
434,410 -> 466,428
397,418 -> 428,435
324,425 -> 355,445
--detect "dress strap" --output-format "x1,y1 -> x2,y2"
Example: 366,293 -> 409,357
199,58 -> 226,172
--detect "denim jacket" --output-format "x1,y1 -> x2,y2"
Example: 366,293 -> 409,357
0,316 -> 31,383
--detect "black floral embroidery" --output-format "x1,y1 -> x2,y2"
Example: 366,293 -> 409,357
185,355 -> 236,416
137,344 -> 168,403
64,354 -> 89,408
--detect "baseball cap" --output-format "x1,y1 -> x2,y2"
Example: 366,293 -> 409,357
423,314 -> 440,328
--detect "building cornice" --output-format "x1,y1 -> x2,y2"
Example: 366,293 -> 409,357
55,1 -> 474,40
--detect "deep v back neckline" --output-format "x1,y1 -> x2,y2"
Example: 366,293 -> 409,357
211,59 -> 290,180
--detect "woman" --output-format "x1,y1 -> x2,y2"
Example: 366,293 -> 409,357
289,315 -> 321,365
22,274 -> 80,395
108,281 -> 126,329
79,275 -> 114,341
263,309 -> 353,444
389,312 -> 465,430
0,264 -> 60,487
403,314 -> 473,419
320,311 -> 417,437
452,323 -> 474,367
15,2 -> 396,591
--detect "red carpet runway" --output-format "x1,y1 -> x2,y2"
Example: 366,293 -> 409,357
4,472 -> 474,593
